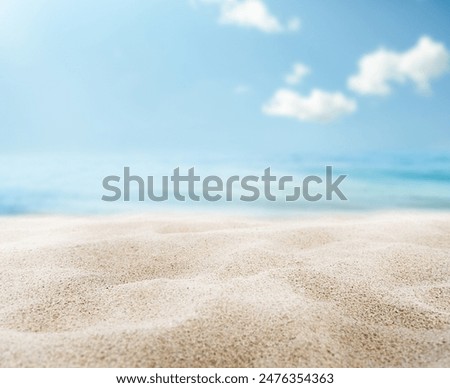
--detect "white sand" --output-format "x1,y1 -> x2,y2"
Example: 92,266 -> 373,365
0,212 -> 449,367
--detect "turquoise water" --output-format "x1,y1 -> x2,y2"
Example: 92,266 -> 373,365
0,152 -> 449,214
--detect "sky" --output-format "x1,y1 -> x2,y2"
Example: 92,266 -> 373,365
1,0 -> 450,160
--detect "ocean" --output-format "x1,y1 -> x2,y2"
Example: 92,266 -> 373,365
1,151 -> 449,215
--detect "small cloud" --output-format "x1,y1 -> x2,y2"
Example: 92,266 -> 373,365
220,0 -> 282,33
234,84 -> 251,94
287,17 -> 301,32
195,0 -> 299,33
348,36 -> 450,95
263,88 -> 357,123
285,63 -> 310,85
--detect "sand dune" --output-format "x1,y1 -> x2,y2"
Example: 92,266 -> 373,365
0,212 -> 449,367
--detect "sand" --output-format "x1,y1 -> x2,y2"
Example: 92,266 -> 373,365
0,211 -> 449,367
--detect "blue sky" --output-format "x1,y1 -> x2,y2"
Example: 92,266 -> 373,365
1,0 -> 450,159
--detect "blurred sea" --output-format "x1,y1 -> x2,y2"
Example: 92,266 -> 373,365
0,151 -> 449,215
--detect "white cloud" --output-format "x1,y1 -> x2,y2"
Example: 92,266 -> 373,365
263,88 -> 357,123
285,63 -> 310,85
348,36 -> 450,95
234,84 -> 250,94
286,17 -> 301,32
194,0 -> 299,33
220,0 -> 282,32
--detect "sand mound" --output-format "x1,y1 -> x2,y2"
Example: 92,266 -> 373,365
0,212 -> 449,367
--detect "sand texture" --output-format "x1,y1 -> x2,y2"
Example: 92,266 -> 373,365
0,212 -> 449,367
